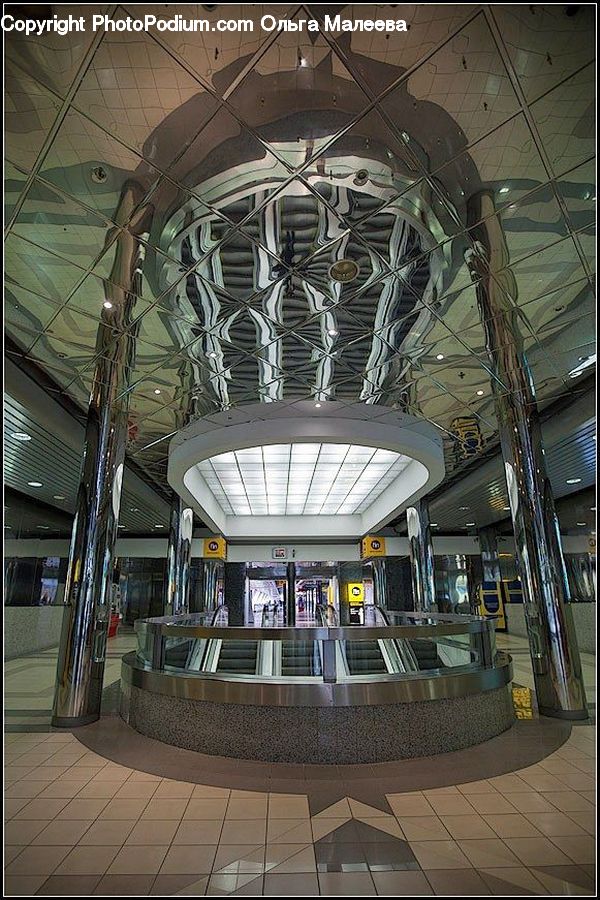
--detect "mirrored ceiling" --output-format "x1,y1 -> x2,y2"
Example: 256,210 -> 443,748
4,4 -> 596,526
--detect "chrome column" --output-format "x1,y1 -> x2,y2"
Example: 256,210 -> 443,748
52,186 -> 152,726
165,494 -> 193,616
371,558 -> 387,608
203,559 -> 222,612
406,499 -> 436,611
465,190 -> 587,719
478,526 -> 502,584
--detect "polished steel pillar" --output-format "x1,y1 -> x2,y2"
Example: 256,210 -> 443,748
406,499 -> 436,611
203,559 -> 222,612
466,190 -> 587,719
478,526 -> 502,584
371,558 -> 387,608
165,494 -> 193,616
286,562 -> 296,626
52,186 -> 152,726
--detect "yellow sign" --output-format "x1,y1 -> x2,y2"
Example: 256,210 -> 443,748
361,535 -> 386,558
203,537 -> 227,560
478,584 -> 506,631
347,582 -> 364,604
512,686 -> 534,719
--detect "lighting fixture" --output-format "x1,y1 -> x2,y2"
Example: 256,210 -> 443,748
498,186 -> 510,194
566,478 -> 582,484
503,506 -> 510,511
53,495 -> 65,500
328,259 -> 359,283
591,507 -> 596,511
154,389 -> 161,395
328,329 -> 339,337
466,521 -> 476,526
103,300 -> 113,309
154,524 -> 164,528
577,522 -> 587,526
430,522 -> 439,527
315,402 -> 322,408
12,432 -> 31,441
28,481 -> 42,487
196,443 -> 411,517
476,389 -> 484,396
37,525 -> 49,530
459,506 -> 469,510
436,353 -> 444,360
131,507 -> 139,512
208,351 -> 217,358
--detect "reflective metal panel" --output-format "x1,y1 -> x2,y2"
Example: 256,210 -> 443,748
406,499 -> 436,611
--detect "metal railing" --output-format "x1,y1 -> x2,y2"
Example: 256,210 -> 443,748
136,609 -> 498,684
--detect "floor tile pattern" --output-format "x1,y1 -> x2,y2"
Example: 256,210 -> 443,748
3,633 -> 596,896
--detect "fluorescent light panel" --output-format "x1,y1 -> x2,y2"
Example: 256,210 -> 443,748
197,443 -> 410,516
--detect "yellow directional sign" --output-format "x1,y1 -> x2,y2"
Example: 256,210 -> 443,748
203,537 -> 227,560
361,535 -> 386,558
347,583 -> 364,604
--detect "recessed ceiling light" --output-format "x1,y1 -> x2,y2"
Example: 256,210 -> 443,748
315,402 -> 322,408
503,506 -> 511,511
131,507 -> 139,512
37,525 -> 50,530
118,524 -> 126,529
566,478 -> 582,484
103,300 -> 113,309
476,389 -> 484,396
329,259 -> 360,283
465,522 -> 476,526
53,495 -> 65,500
499,186 -> 510,194
430,522 -> 439,527
577,522 -> 587,526
12,432 -> 31,441
208,351 -> 217,358
328,329 -> 339,337
459,506 -> 469,511
154,389 -> 161,395
28,481 -> 42,487
436,353 -> 444,360
154,524 -> 164,528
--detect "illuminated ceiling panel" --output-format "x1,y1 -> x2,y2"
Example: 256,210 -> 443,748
196,443 -> 410,516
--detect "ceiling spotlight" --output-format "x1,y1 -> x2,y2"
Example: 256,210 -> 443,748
503,506 -> 511,511
154,524 -> 164,528
476,389 -> 484,396
28,481 -> 42,487
329,259 -> 360,283
53,495 -> 66,500
37,525 -> 50,530
315,402 -> 322,408
436,353 -> 444,360
459,506 -> 469,511
154,389 -> 161,395
566,478 -> 582,484
328,328 -> 339,337
498,186 -> 510,194
208,351 -> 218,358
103,300 -> 113,309
12,432 -> 31,441
465,521 -> 476,526
576,522 -> 587,526
430,522 -> 439,527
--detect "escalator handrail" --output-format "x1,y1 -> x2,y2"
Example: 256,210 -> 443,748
210,604 -> 229,627
375,604 -> 420,672
316,603 -> 339,626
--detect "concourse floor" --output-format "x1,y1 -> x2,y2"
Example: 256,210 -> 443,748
4,631 -> 596,897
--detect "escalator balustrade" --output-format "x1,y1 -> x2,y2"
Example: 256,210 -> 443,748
409,639 -> 444,670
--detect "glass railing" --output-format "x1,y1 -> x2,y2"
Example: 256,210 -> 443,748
134,610 -> 498,683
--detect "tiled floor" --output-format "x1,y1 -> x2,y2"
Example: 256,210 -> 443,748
3,631 -> 597,896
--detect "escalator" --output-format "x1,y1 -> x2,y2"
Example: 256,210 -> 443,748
215,641 -> 258,674
345,639 -> 388,674
281,640 -> 321,676
409,639 -> 444,670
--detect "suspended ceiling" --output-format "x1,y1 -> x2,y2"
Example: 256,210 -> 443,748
3,3 -> 596,535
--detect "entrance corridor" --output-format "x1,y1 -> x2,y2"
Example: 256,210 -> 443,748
4,631 -> 596,896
